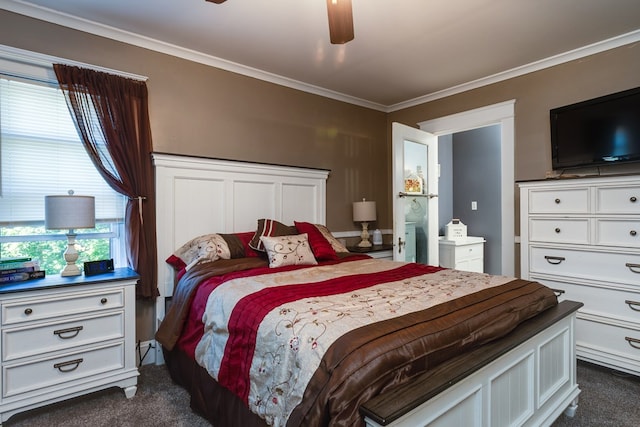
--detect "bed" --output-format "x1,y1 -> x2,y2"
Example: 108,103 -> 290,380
152,153 -> 581,426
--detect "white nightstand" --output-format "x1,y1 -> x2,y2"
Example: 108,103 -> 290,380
0,268 -> 139,425
347,244 -> 394,260
438,236 -> 486,273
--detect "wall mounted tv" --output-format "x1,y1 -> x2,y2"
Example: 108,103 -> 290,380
550,86 -> 640,170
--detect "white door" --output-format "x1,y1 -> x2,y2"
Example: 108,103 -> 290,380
392,122 -> 439,265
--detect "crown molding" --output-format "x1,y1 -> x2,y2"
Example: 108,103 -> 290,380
3,1 -> 639,113
388,29 -> 640,112
0,0 -> 387,111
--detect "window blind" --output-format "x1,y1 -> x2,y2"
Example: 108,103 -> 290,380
0,77 -> 124,225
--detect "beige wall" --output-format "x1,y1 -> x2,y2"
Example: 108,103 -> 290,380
389,43 -> 640,181
3,9 -> 640,340
0,10 -> 390,340
0,10 -> 390,233
388,44 -> 640,278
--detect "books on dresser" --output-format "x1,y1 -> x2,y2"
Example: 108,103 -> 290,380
0,258 -> 45,283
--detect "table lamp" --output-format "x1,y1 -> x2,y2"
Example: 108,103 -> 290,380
45,191 -> 95,276
353,198 -> 376,247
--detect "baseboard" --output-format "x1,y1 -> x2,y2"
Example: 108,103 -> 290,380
136,340 -> 157,366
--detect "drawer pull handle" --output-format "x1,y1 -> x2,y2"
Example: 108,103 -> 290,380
24,308 -> 33,316
554,198 -> 561,204
625,337 -> 640,350
631,230 -> 637,237
545,255 -> 566,265
626,263 -> 640,273
552,288 -> 565,297
625,300 -> 640,311
555,227 -> 561,233
101,298 -> 108,305
631,196 -> 637,203
54,358 -> 84,373
53,326 -> 84,339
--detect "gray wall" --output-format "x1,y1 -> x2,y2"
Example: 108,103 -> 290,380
438,125 -> 502,274
451,125 -> 502,274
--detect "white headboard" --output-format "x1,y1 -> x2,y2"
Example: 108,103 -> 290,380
153,152 -> 329,301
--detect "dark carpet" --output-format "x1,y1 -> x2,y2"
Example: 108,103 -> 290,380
5,361 -> 639,426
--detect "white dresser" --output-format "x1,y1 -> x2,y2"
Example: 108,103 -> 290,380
438,236 -> 485,273
0,268 -> 139,425
519,175 -> 640,375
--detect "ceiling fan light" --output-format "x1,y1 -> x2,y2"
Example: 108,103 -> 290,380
326,0 -> 354,44
205,0 -> 227,3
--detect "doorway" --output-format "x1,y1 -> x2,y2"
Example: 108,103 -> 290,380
418,100 -> 515,276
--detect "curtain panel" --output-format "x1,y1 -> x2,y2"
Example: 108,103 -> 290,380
53,64 -> 158,299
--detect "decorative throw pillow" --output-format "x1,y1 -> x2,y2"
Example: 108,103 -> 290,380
294,221 -> 338,261
260,233 -> 318,268
249,219 -> 298,252
165,233 -> 231,271
220,232 -> 260,258
313,223 -> 349,253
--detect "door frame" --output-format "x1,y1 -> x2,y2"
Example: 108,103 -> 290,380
417,100 -> 515,276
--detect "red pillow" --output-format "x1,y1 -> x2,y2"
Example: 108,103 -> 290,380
294,221 -> 338,261
233,231 -> 261,258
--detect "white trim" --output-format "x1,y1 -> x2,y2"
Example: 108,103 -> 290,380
418,101 -> 515,276
0,43 -> 147,82
3,1 -> 640,110
137,340 -> 157,366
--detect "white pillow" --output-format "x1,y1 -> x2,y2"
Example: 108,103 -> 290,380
260,233 -> 318,268
172,233 -> 231,270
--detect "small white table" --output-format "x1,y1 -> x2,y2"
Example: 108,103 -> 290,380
438,236 -> 485,273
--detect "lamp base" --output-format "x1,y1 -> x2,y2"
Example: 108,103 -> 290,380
357,222 -> 372,247
61,232 -> 82,277
60,264 -> 82,277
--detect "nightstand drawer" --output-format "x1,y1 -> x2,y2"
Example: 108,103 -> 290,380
595,185 -> 640,214
3,342 -> 125,398
453,243 -> 483,261
529,218 -> 589,244
2,289 -> 124,326
595,219 -> 640,247
528,188 -> 589,214
3,312 -> 124,361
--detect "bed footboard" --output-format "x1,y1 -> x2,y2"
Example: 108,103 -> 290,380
361,300 -> 582,427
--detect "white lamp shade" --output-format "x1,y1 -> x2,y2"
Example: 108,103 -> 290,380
353,199 -> 376,222
45,195 -> 96,230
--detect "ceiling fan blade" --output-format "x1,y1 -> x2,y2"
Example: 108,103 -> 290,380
205,0 -> 227,3
326,0 -> 354,44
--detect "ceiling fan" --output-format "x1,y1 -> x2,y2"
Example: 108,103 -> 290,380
205,0 -> 354,44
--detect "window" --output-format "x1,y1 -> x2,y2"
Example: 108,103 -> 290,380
0,74 -> 126,274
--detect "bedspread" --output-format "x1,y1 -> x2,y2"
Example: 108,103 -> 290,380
185,257 -> 557,426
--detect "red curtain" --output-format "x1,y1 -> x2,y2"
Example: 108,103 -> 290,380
54,64 -> 158,299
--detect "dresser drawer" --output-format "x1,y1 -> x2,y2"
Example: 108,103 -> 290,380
530,246 -> 640,285
576,318 -> 640,364
528,188 -> 589,214
595,185 -> 640,214
539,277 -> 640,324
3,342 -> 125,398
3,312 -> 124,361
2,288 -> 124,326
595,219 -> 640,248
529,218 -> 589,244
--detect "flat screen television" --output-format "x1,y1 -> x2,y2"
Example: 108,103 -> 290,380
550,86 -> 640,170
